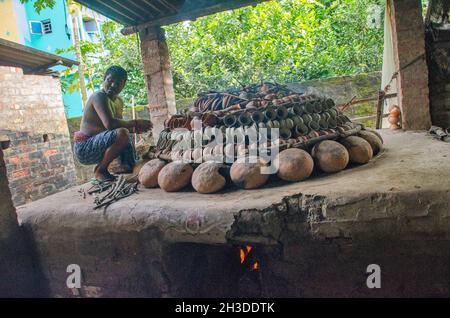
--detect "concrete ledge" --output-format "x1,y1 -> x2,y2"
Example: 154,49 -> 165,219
15,130 -> 450,297
18,130 -> 450,243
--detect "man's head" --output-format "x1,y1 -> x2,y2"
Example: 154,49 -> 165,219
103,66 -> 127,97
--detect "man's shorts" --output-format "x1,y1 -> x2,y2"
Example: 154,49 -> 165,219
74,129 -> 136,167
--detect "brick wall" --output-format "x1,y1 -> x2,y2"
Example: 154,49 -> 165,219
0,66 -> 76,206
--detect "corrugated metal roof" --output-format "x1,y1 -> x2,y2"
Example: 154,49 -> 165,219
0,38 -> 78,75
75,0 -> 268,34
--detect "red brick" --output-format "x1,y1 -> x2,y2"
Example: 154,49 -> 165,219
7,155 -> 21,165
12,168 -> 30,178
43,149 -> 58,157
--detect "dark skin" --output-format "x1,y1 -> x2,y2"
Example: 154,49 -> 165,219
80,73 -> 152,181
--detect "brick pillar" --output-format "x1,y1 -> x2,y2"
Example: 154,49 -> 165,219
389,0 -> 431,130
139,26 -> 177,138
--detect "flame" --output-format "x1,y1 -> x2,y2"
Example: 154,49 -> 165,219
239,245 -> 259,270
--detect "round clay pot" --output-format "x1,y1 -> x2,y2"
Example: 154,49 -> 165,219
275,148 -> 314,182
357,130 -> 383,155
158,161 -> 193,192
339,136 -> 373,164
191,162 -> 227,194
230,157 -> 270,189
138,159 -> 167,188
311,140 -> 349,173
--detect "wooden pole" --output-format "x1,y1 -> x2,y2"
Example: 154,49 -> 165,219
131,96 -> 137,146
376,91 -> 385,129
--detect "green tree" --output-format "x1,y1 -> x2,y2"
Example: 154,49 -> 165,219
58,21 -> 147,106
22,0 -> 386,104
20,0 -> 55,13
164,0 -> 385,98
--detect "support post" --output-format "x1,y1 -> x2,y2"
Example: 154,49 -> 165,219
388,0 -> 432,130
139,26 -> 177,138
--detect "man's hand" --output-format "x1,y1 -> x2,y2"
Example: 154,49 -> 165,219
135,119 -> 153,133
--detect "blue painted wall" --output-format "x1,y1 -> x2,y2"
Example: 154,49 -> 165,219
22,0 -> 84,118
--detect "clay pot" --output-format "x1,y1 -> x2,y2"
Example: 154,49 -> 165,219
390,123 -> 400,130
158,161 -> 193,192
364,129 -> 384,144
202,145 -> 215,161
182,149 -> 193,162
190,116 -> 201,130
201,113 -> 218,127
311,140 -> 349,173
224,143 -> 235,160
389,105 -> 401,117
275,148 -> 314,182
192,147 -> 203,163
138,159 -> 166,188
230,157 -> 270,189
339,136 -> 373,164
388,115 -> 399,125
357,130 -> 383,155
191,162 -> 227,194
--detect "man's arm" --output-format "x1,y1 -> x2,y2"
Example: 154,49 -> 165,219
116,97 -> 124,119
92,93 -> 136,132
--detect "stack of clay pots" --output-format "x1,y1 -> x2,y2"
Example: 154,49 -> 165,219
135,83 -> 385,194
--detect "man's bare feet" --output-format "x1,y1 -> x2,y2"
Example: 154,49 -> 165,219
94,165 -> 117,182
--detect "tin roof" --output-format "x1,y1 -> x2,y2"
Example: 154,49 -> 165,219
75,0 -> 268,35
0,38 -> 78,75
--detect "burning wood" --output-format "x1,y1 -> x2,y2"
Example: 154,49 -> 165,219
240,245 -> 259,272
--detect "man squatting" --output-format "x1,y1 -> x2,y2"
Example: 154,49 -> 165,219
73,66 -> 153,181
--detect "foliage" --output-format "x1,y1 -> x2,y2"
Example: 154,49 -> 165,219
25,0 -> 385,103
57,21 -> 148,106
164,0 -> 385,98
19,0 -> 55,13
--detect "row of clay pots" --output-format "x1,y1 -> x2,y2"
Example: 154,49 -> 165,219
138,130 -> 383,194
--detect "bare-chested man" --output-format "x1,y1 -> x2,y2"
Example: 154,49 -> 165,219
74,66 -> 152,181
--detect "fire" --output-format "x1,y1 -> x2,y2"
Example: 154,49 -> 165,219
240,246 -> 252,263
239,245 -> 259,271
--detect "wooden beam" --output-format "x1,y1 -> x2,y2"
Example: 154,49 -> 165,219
108,0 -> 149,21
140,0 -> 166,15
77,0 -> 137,25
157,0 -> 179,13
126,1 -> 156,19
121,0 -> 270,35
24,60 -> 63,75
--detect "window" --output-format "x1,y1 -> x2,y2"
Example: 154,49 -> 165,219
29,19 -> 52,35
83,20 -> 98,33
29,21 -> 43,35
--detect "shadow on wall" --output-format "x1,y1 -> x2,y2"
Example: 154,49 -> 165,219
0,148 -> 49,297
